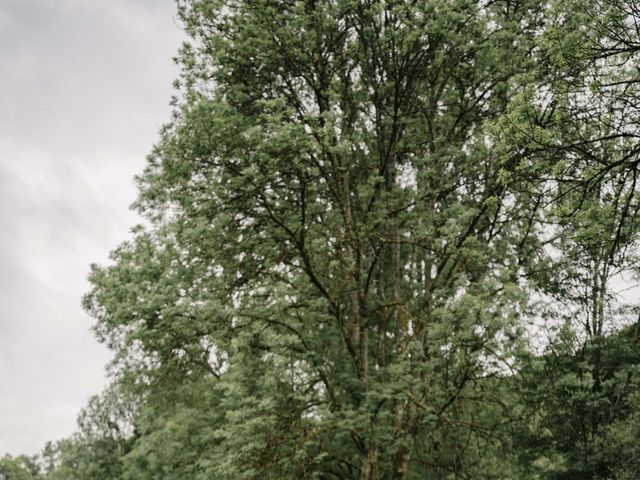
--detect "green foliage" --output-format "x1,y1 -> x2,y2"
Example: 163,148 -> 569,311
0,456 -> 41,480
81,0 -> 556,476
41,384 -> 135,480
7,0 -> 640,478
515,324 -> 640,479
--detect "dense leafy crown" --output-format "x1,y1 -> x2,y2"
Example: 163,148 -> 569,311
10,0 -> 640,479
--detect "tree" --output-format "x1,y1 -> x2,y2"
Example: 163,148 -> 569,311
84,0 -> 555,478
0,455 -> 41,480
496,0 -> 640,473
6,0 -> 640,477
42,384 -> 135,480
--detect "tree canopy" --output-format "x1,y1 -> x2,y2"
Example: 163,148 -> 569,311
5,0 -> 640,478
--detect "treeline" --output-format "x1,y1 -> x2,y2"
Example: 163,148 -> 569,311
4,0 -> 640,477
4,326 -> 640,478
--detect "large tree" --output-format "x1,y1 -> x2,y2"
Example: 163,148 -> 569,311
79,0 -> 640,478
86,1 -> 549,477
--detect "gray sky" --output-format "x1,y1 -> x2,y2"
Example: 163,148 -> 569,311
0,0 -> 183,455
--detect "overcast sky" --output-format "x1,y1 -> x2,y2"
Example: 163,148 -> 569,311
0,0 -> 183,455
